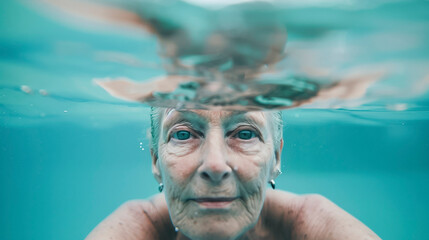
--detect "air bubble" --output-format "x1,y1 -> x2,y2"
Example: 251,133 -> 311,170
20,85 -> 32,94
174,226 -> 179,232
64,110 -> 68,113
39,89 -> 48,96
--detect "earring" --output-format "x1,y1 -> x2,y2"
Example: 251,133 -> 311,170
158,183 -> 164,192
269,179 -> 276,189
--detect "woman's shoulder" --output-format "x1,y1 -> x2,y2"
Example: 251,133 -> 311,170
85,194 -> 176,240
264,190 -> 381,240
265,190 -> 335,214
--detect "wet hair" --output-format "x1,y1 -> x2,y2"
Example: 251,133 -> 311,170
149,107 -> 283,157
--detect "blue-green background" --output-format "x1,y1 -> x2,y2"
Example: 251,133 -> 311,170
1,1 -> 429,239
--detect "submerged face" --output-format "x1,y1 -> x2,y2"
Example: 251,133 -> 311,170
152,109 -> 282,240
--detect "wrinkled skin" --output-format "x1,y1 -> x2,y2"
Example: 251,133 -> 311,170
153,109 -> 281,239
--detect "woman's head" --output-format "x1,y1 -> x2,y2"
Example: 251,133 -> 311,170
149,107 -> 283,240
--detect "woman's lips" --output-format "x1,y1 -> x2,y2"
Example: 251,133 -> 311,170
191,197 -> 237,208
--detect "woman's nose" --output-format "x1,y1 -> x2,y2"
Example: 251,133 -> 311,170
198,136 -> 231,184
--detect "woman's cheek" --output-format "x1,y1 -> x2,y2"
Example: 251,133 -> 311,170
229,145 -> 274,182
160,140 -> 201,183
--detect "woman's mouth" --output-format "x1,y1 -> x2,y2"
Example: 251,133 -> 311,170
191,197 -> 238,208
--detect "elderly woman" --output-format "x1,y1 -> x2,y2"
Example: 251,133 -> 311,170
86,108 -> 380,240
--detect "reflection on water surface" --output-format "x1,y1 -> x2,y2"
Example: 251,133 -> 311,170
2,0 -> 426,115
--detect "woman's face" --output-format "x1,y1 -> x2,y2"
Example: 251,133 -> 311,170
152,109 -> 281,240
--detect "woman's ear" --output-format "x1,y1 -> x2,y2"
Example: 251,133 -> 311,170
151,149 -> 162,183
272,139 -> 283,179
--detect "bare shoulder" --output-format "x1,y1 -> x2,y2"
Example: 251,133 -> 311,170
86,194 -> 175,240
265,190 -> 381,240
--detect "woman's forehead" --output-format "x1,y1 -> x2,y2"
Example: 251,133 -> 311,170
161,109 -> 268,128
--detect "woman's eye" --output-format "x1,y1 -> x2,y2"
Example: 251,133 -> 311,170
172,130 -> 191,140
236,130 -> 256,140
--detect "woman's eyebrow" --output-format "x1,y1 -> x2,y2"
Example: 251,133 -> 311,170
162,110 -> 207,132
222,113 -> 266,130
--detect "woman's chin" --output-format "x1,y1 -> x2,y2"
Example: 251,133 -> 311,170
174,200 -> 258,239
184,229 -> 241,240
180,217 -> 248,240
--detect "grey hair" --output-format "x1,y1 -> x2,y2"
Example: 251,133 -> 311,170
149,106 -> 163,158
269,110 -> 283,152
149,107 -> 283,157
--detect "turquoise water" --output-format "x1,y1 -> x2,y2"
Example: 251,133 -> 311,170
1,0 -> 429,239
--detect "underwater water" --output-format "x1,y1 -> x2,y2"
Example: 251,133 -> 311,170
1,0 -> 429,239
